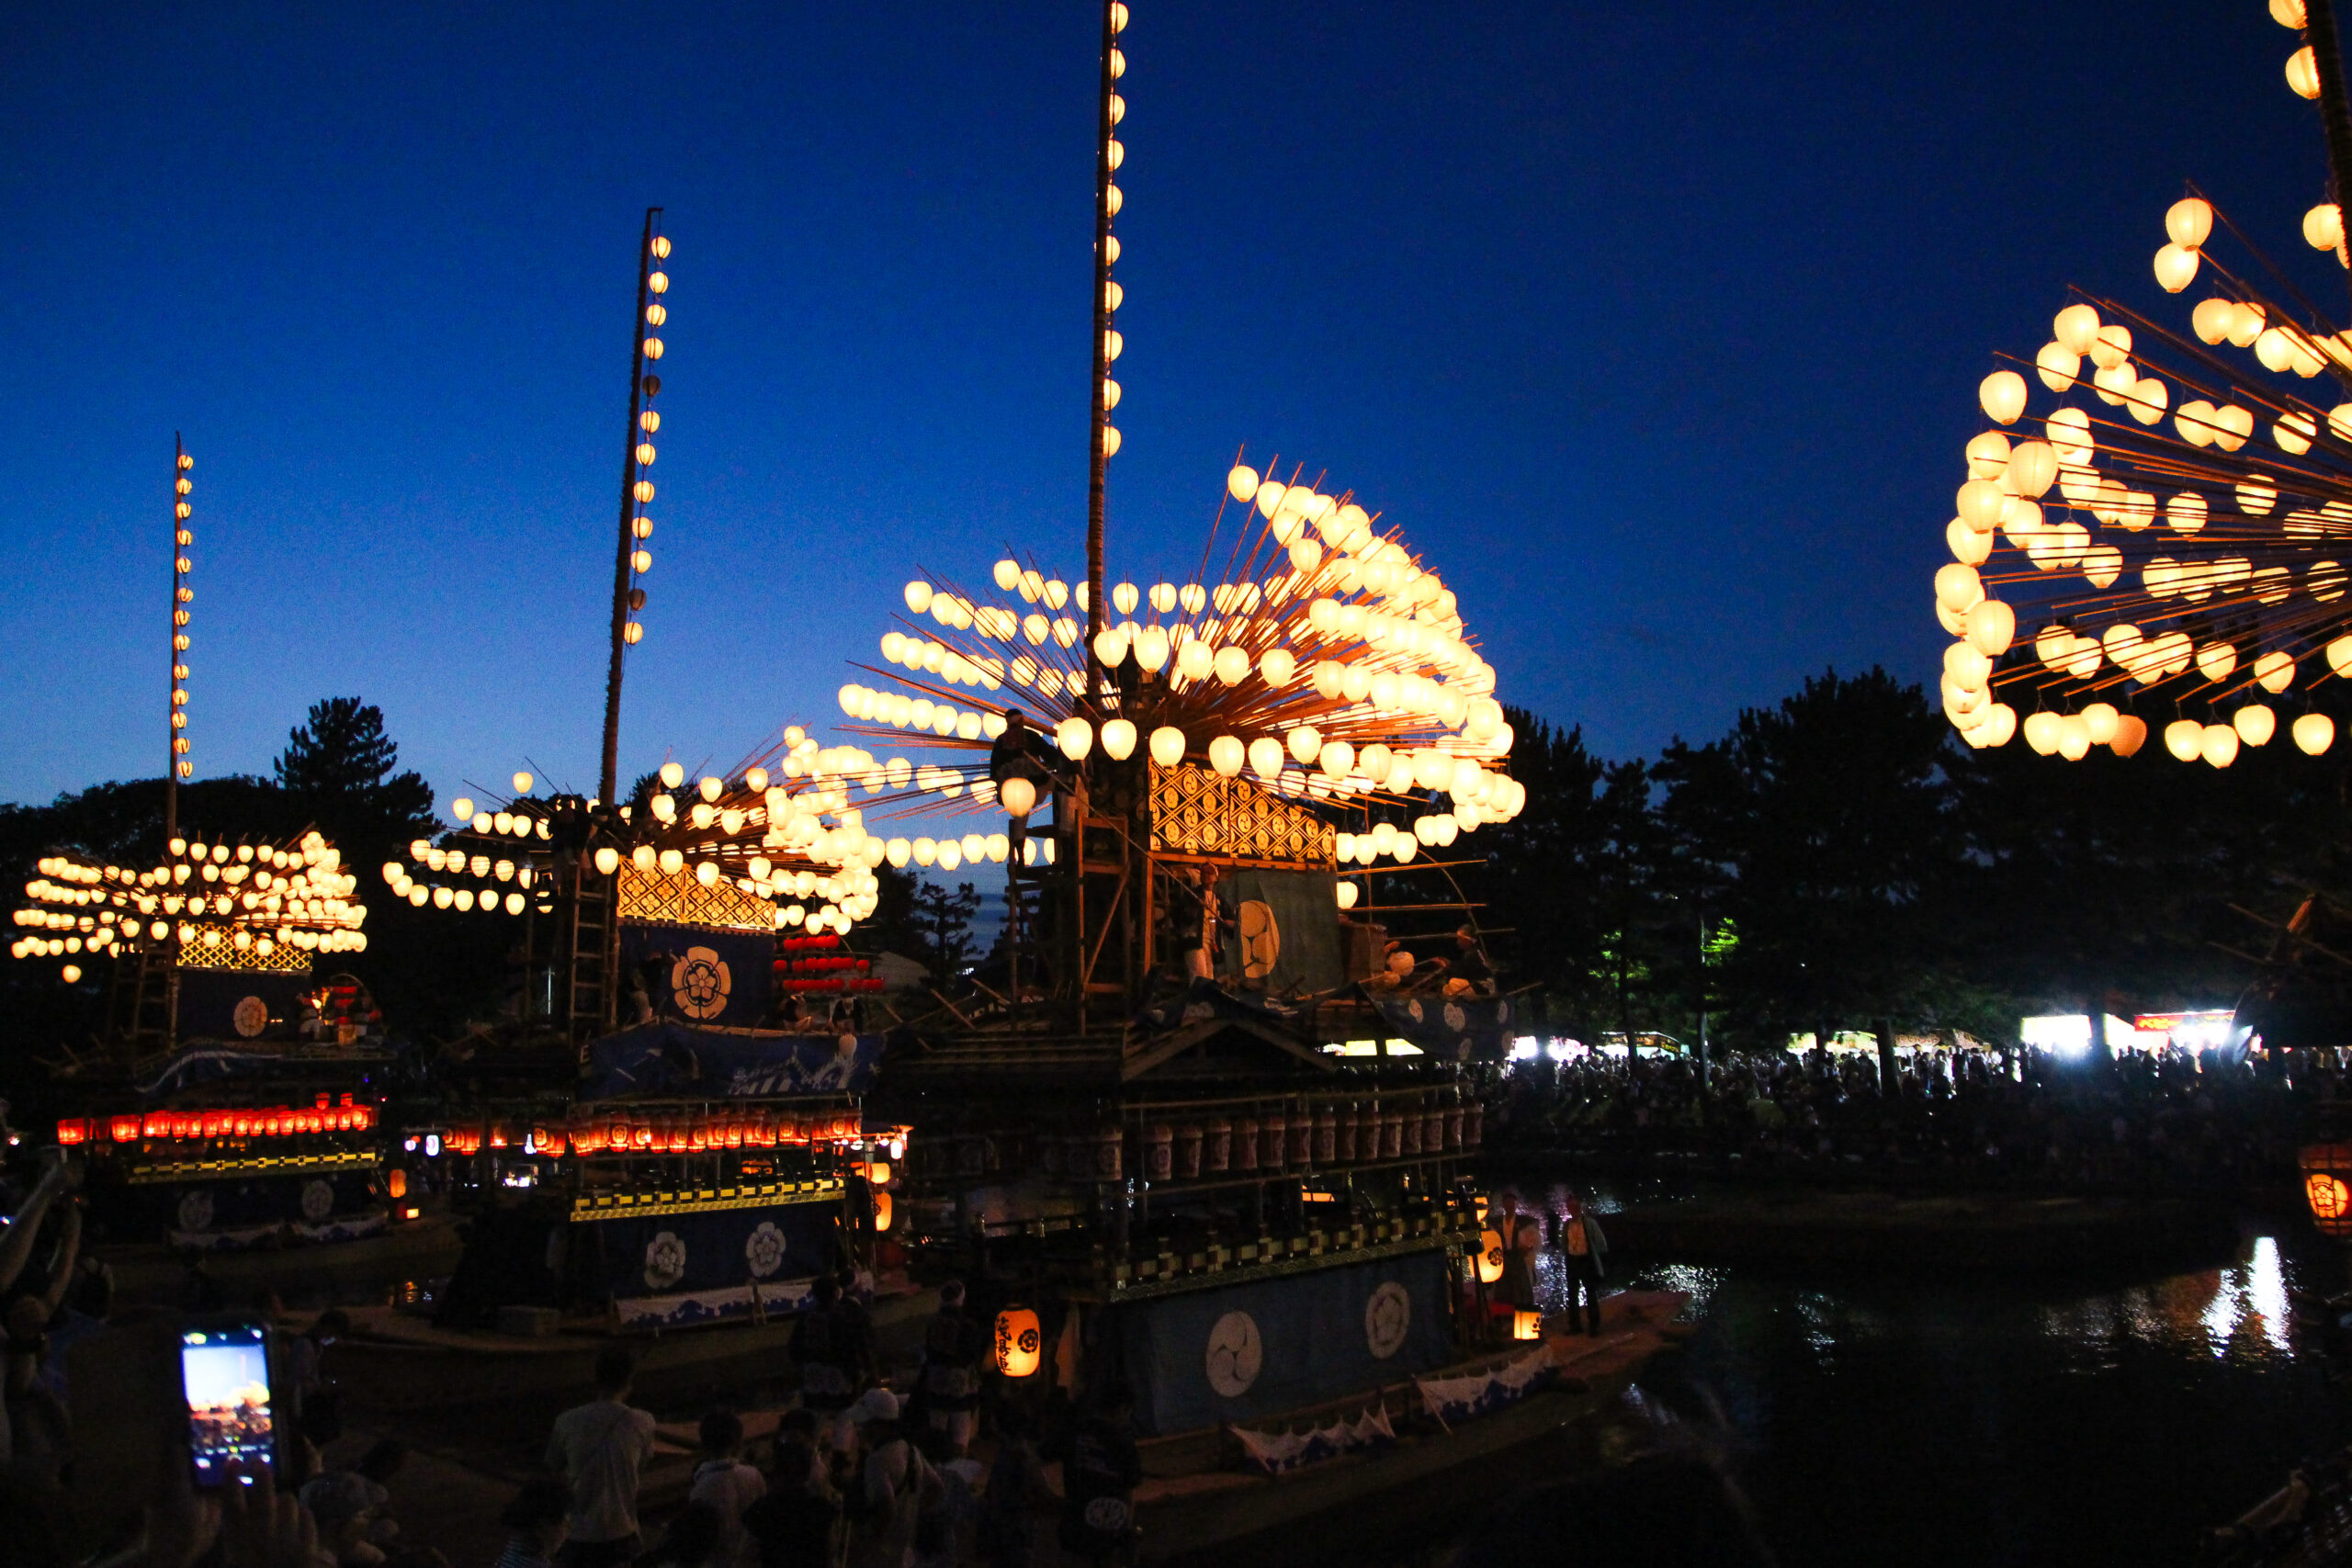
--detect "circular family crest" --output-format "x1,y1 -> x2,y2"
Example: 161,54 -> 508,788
1204,1310 -> 1263,1397
300,1179 -> 335,1223
1364,1281 -> 1412,1359
1237,900 -> 1280,979
643,1229 -> 688,1289
232,996 -> 269,1038
744,1221 -> 786,1279
176,1188 -> 215,1234
671,945 -> 731,1021
1442,1002 -> 1467,1032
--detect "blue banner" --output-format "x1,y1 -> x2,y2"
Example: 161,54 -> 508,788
175,971 -> 312,1043
1114,1250 -> 1455,1437
580,1021 -> 886,1100
583,1200 -> 837,1322
165,1169 -> 385,1251
1369,991 -> 1520,1062
617,922 -> 776,1029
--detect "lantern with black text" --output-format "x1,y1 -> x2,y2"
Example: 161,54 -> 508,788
2302,1143 -> 2352,1237
994,1306 -> 1044,1377
1476,1227 -> 1505,1285
1512,1310 -> 1543,1341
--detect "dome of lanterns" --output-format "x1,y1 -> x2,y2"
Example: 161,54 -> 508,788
1937,4 -> 2352,766
11,830 -> 368,964
828,454 -> 1527,870
380,728 -> 885,935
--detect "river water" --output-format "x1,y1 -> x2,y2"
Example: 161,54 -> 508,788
1521,1196 -> 2352,1567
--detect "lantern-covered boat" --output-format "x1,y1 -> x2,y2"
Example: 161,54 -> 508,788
9,441 -> 411,1267
804,6 -> 1682,1547
330,217 -> 922,1381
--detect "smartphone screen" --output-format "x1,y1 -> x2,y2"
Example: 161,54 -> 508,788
180,1321 -> 275,1485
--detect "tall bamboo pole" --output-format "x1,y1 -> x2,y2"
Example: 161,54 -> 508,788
1083,0 -> 1117,712
2306,0 -> 2352,314
165,433 -> 184,847
600,208 -> 661,806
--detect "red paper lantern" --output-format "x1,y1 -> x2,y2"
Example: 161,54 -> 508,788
54,1119 -> 89,1145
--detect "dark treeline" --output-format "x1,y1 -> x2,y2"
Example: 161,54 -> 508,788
1465,668 -> 2352,1054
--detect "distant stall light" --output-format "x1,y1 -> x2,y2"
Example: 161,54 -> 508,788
2019,1014 -> 2093,1055
1510,1036 -> 1540,1060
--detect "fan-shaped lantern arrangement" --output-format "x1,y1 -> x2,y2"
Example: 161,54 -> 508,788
1938,4 -> 2352,766
825,455 -> 1527,864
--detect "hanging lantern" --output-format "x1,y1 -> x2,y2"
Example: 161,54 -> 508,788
1476,1227 -> 1506,1284
873,1190 -> 894,1232
387,1168 -> 409,1200
2301,1144 -> 2352,1236
1512,1311 -> 1544,1341
994,1306 -> 1044,1377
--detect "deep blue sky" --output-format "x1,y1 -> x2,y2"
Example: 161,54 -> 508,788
0,3 -> 2334,809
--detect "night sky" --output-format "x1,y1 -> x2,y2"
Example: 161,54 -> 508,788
2,3 -> 2337,811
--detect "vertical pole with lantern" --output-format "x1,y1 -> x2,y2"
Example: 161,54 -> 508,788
164,435 -> 197,1050
1072,1 -> 1128,1031
600,208 -> 667,808
166,434 -> 194,844
2299,0 -> 2352,316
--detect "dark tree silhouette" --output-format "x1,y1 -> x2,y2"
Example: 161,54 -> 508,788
909,881 -> 984,979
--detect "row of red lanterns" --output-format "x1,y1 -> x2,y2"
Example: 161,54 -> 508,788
58,1100 -> 378,1145
428,1107 -> 868,1158
778,933 -> 844,953
779,976 -> 886,994
775,954 -> 867,974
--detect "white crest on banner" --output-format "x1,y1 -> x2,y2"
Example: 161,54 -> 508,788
644,1229 -> 688,1288
1364,1280 -> 1411,1359
1205,1310 -> 1263,1397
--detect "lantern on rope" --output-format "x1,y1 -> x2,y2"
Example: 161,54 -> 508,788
1476,1227 -> 1506,1284
994,1306 -> 1044,1377
2301,1143 -> 2352,1237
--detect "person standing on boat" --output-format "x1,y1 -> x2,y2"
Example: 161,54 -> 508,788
915,1280 -> 986,1456
1559,1194 -> 1610,1337
545,1345 -> 658,1568
1057,1383 -> 1142,1567
1491,1190 -> 1542,1333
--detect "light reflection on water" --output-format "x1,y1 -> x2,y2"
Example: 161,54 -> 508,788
1489,1179 -> 2349,1566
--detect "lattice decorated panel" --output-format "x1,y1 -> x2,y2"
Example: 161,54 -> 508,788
1148,763 -> 1336,866
617,863 -> 775,933
177,925 -> 314,974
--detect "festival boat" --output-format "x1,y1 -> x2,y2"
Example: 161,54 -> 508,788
320,215 -> 923,1379
781,0 -> 1645,1512
10,440 -> 412,1268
